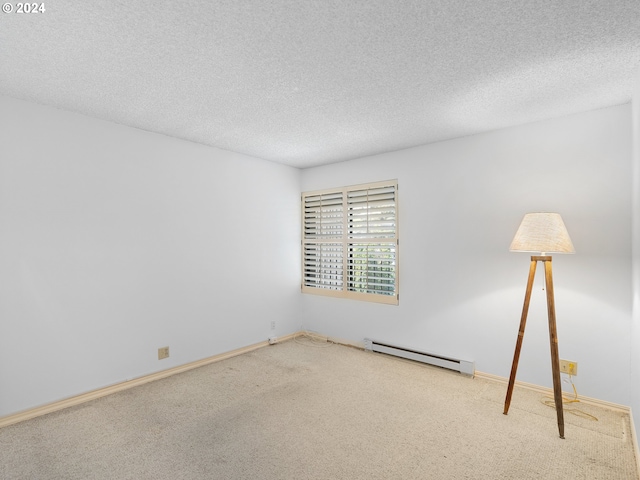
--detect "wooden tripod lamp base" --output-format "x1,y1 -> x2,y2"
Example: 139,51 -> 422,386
503,256 -> 565,439
504,213 -> 575,439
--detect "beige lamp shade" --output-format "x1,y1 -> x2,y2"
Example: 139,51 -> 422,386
510,213 -> 575,254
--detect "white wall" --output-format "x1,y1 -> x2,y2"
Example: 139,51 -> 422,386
301,104 -> 633,406
631,75 -> 640,435
0,96 -> 301,417
1,95 -> 633,418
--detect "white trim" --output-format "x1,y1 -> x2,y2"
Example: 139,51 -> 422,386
328,336 -> 364,349
301,286 -> 399,305
325,337 -> 634,413
302,179 -> 398,197
0,333 -> 297,429
474,371 -> 630,413
3,332 -> 634,443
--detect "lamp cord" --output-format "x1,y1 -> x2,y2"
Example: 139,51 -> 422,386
540,375 -> 598,421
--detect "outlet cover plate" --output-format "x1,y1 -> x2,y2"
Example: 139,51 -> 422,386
559,359 -> 577,376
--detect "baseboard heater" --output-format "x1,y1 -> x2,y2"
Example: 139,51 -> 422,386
364,339 -> 475,376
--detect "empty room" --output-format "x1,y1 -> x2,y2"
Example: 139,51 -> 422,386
2,1 -> 640,479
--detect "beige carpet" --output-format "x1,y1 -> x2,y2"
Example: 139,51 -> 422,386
1,338 -> 637,479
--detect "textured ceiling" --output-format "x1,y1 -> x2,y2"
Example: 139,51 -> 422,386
1,1 -> 639,168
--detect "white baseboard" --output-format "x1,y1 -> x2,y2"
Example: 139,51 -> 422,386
328,335 -> 364,349
0,333 -> 297,429
321,336 -> 633,414
2,329 -> 637,461
474,370 -> 631,413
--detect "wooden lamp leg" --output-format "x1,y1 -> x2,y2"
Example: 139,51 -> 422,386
504,256 -> 566,438
544,258 -> 565,439
504,258 -> 538,415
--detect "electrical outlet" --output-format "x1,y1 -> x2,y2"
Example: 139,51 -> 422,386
559,359 -> 577,376
271,321 -> 276,330
158,346 -> 170,360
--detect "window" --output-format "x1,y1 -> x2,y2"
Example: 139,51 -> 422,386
302,180 -> 398,305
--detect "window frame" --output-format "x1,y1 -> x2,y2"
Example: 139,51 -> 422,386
301,180 -> 399,305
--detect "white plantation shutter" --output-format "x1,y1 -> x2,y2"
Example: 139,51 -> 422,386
346,185 -> 397,296
302,191 -> 344,290
302,180 -> 398,304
